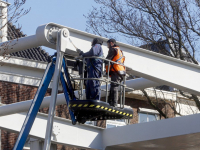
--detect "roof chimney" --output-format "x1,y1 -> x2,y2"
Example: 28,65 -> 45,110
0,1 -> 10,42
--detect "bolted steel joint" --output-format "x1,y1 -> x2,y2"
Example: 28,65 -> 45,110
62,29 -> 69,38
47,26 -> 60,44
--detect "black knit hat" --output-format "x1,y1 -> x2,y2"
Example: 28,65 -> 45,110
107,38 -> 116,44
92,38 -> 103,46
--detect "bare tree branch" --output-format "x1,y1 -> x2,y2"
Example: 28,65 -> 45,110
86,0 -> 200,117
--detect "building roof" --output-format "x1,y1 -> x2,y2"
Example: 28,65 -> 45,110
140,40 -> 171,56
140,40 -> 193,63
7,23 -> 50,62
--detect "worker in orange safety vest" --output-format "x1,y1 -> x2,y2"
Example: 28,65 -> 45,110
105,39 -> 125,107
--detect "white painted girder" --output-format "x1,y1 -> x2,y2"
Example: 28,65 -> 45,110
65,25 -> 200,96
0,112 -> 103,150
0,56 -> 63,90
102,113 -> 200,150
0,23 -> 199,95
1,106 -> 200,150
0,35 -> 39,55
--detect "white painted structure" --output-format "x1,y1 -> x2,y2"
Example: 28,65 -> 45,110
102,113 -> 200,150
0,56 -> 48,86
0,23 -> 199,96
0,112 -> 103,149
0,2 -> 10,150
0,56 -> 64,91
0,22 -> 199,149
1,110 -> 200,149
0,1 -> 9,42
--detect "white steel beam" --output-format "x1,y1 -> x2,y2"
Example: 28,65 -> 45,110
103,113 -> 200,150
0,78 -> 160,117
0,23 -> 199,96
1,105 -> 200,150
0,35 -> 39,55
43,28 -> 69,150
0,56 -> 63,89
0,1 -> 10,42
0,112 -> 103,149
64,25 -> 200,96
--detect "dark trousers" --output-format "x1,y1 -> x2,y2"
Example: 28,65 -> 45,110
85,62 -> 102,100
109,72 -> 122,106
86,80 -> 101,100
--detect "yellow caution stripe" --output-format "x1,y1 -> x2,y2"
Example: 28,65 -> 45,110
89,104 -> 95,107
78,104 -> 83,107
72,104 -> 77,107
83,104 -> 88,107
69,103 -> 133,118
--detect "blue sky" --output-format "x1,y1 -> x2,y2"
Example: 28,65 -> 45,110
6,1 -> 200,62
8,0 -> 98,55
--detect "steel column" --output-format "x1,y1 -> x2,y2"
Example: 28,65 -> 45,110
43,28 -> 69,150
13,62 -> 55,150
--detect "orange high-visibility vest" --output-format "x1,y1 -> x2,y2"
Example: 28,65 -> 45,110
106,46 -> 125,74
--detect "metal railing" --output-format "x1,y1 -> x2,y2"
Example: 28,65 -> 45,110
72,56 -> 133,109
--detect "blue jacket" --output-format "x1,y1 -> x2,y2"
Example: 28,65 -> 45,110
81,44 -> 103,78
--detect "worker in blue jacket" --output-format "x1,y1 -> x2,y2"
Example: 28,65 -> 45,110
77,38 -> 103,100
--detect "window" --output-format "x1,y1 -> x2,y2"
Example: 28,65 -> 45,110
138,108 -> 160,123
138,112 -> 159,123
106,119 -> 128,128
23,137 -> 30,150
